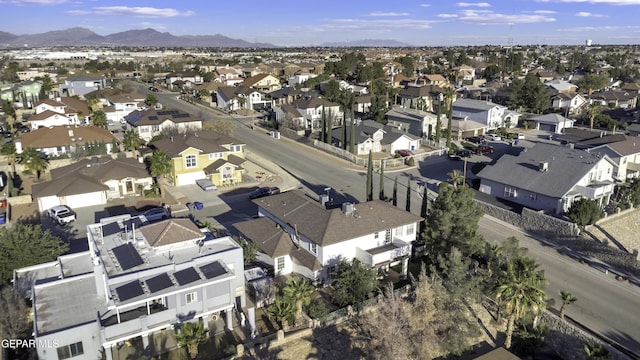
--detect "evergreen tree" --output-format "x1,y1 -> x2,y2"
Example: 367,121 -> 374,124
405,178 -> 411,212
349,103 -> 355,154
366,151 -> 373,201
332,258 -> 378,307
320,105 -> 326,143
392,176 -> 398,206
420,185 -> 428,233
379,161 -> 385,200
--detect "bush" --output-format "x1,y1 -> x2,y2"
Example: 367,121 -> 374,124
304,297 -> 330,321
567,198 -> 602,227
406,157 -> 415,166
448,142 -> 460,154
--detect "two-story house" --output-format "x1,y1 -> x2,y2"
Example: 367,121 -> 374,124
17,125 -> 118,157
477,143 -> 616,214
242,73 -> 281,92
291,97 -> 341,130
150,131 -> 246,186
15,216 -> 244,360
165,71 -> 203,90
103,93 -> 147,124
234,190 -> 423,284
215,86 -> 269,111
397,84 -> 443,111
385,105 -> 442,138
124,108 -> 202,142
214,66 -> 244,86
60,75 -> 107,97
0,79 -> 42,108
331,120 -> 421,155
28,97 -> 91,129
452,98 -> 520,130
589,135 -> 640,181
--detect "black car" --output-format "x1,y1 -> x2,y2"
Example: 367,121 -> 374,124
456,149 -> 474,157
249,186 -> 280,199
466,136 -> 484,144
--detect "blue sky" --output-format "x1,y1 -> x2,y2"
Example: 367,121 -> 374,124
2,0 -> 640,46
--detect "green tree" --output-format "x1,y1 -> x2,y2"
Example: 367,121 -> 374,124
378,161 -> 385,200
366,151 -> 373,202
239,239 -> 259,265
560,290 -> 577,321
323,79 -> 341,102
442,87 -> 456,148
586,103 -> 601,130
320,105 -> 327,143
145,93 -> 158,107
1,143 -> 17,175
405,178 -> 411,212
332,258 -> 377,308
369,94 -> 388,124
283,276 -> 315,321
122,129 -> 143,152
149,149 -> 173,195
176,321 -> 208,359
496,258 -> 547,349
392,176 -> 398,206
268,297 -> 295,329
0,223 -> 68,284
420,185 -> 428,234
21,147 -> 48,179
567,198 -> 602,227
91,109 -> 107,128
584,342 -> 610,359
447,169 -> 464,189
435,95 -> 443,143
0,286 -> 30,340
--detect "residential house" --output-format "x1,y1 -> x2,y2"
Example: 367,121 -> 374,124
354,94 -> 372,113
214,66 -> 244,86
452,98 -> 520,130
234,190 -> 423,283
16,125 -> 118,157
215,86 -> 269,111
150,131 -> 246,186
292,97 -> 341,130
103,93 -> 147,124
124,108 -> 202,143
165,71 -> 203,90
529,113 -> 574,134
0,79 -> 42,108
385,105 -> 441,138
32,157 -> 153,211
583,135 -> 640,181
242,73 -> 281,92
627,123 -> 640,137
544,79 -> 578,94
15,216 -> 244,360
590,90 -> 638,109
287,72 -> 316,88
267,87 -> 303,106
60,75 -> 107,97
28,97 -> 90,129
422,74 -> 449,87
331,120 -> 421,155
274,104 -> 306,130
551,93 -> 587,115
397,84 -> 443,111
450,115 -> 490,139
453,64 -> 476,83
477,143 -> 615,214
621,82 -> 640,96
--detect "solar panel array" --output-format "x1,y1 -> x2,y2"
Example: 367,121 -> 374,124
115,280 -> 144,301
157,110 -> 180,116
200,261 -> 227,279
124,217 -> 144,230
102,222 -> 121,237
171,113 -> 190,119
112,243 -> 144,270
146,273 -> 173,293
148,115 -> 158,121
173,267 -> 201,286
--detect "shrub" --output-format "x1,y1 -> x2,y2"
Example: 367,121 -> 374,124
567,198 -> 602,227
304,297 -> 330,321
406,157 -> 415,166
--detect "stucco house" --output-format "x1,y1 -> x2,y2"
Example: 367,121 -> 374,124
214,66 -> 244,86
103,93 -> 147,124
150,131 -> 246,187
551,93 -> 587,115
331,120 -> 421,155
589,135 -> 640,181
385,105 -> 442,138
452,98 -> 520,130
234,190 -> 423,284
0,79 -> 42,108
28,97 -> 91,129
529,113 -> 574,134
215,86 -> 269,111
60,75 -> 107,97
477,143 -> 615,214
291,97 -> 341,130
32,157 -> 153,211
15,216 -> 244,360
242,73 -> 281,92
165,71 -> 203,89
17,125 -> 118,157
397,84 -> 443,112
124,108 -> 203,142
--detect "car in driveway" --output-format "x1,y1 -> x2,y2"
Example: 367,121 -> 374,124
140,207 -> 170,223
48,205 -> 76,225
514,132 -> 525,140
484,133 -> 501,141
196,179 -> 218,191
395,149 -> 414,157
475,145 -> 495,155
249,186 -> 280,199
466,136 -> 484,144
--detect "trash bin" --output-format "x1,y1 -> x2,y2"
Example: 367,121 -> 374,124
0,213 -> 6,225
514,140 -> 519,146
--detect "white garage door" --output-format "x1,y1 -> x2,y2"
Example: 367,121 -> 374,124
63,191 -> 106,209
38,196 -> 60,212
176,171 -> 205,186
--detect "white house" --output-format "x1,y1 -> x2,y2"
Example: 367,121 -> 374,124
124,108 -> 202,142
28,97 -> 90,129
235,190 -> 423,284
385,105 -> 441,138
452,98 -> 520,130
332,120 -> 421,155
530,113 -> 574,134
103,94 -> 147,124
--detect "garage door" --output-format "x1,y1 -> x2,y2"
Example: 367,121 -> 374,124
538,123 -> 556,132
176,171 -> 205,186
38,196 -> 60,212
64,191 -> 106,209
461,130 -> 475,139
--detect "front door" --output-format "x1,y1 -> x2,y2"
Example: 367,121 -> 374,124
125,180 -> 134,193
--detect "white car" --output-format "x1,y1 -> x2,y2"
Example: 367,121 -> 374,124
196,178 -> 218,191
484,134 -> 502,141
48,205 -> 76,225
515,132 -> 525,140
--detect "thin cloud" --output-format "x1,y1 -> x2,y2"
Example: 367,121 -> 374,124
437,14 -> 459,18
575,11 -> 607,17
317,18 -> 436,32
68,6 -> 195,18
537,0 -> 640,4
419,4 -> 431,7
457,9 -> 556,24
364,12 -> 410,17
1,0 -> 69,4
457,2 -> 491,7
531,10 -> 557,14
557,25 -> 640,31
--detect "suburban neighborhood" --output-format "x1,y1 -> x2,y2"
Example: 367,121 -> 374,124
1,35 -> 640,360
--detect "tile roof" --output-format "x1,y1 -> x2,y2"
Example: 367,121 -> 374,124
151,131 -> 241,158
140,218 -> 205,248
32,173 -> 108,198
49,157 -> 150,181
20,125 -> 117,149
292,97 -> 338,109
593,135 -> 640,156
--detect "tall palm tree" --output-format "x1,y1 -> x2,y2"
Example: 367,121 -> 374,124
447,169 -> 464,189
149,149 -> 173,196
586,103 -> 601,130
176,321 -> 209,359
122,129 -> 143,152
283,276 -> 315,321
1,143 -> 17,175
21,147 -> 48,180
559,290 -> 577,321
495,258 -> 547,349
91,109 -> 107,128
442,86 -> 456,148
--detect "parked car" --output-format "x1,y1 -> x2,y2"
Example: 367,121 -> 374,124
186,202 -> 204,211
140,207 -> 170,222
249,186 -> 280,199
466,136 -> 484,144
196,179 -> 218,191
148,86 -> 159,92
456,149 -> 474,158
395,149 -> 414,157
484,133 -> 501,141
514,132 -> 525,140
475,145 -> 495,155
48,205 -> 76,225
16,123 -> 30,133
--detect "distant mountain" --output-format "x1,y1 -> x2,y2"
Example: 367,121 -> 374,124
320,39 -> 412,47
0,27 -> 277,48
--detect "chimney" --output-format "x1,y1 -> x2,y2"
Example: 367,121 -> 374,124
341,202 -> 355,215
68,129 -> 74,137
539,161 -> 549,172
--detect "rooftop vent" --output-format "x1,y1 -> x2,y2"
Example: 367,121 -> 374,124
539,161 -> 549,172
342,202 -> 355,215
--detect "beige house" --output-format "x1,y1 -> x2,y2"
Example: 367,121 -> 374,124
242,73 -> 281,92
124,108 -> 203,142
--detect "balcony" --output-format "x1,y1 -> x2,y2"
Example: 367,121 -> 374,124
576,181 -> 614,199
360,241 -> 411,268
101,305 -> 176,341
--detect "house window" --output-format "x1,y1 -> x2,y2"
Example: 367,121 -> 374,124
310,242 -> 317,254
57,341 -> 84,359
151,125 -> 159,132
374,232 -> 379,239
394,226 -> 403,237
405,223 -> 415,236
231,145 -> 242,152
186,292 -> 197,304
209,152 -> 222,160
185,154 -> 197,168
504,187 -> 517,198
530,193 -> 538,201
385,229 -> 392,244
277,257 -> 285,271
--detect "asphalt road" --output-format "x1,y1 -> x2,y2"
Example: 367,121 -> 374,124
146,84 -> 640,356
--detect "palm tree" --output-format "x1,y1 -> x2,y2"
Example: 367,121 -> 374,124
1,143 -> 17,175
495,258 -> 547,349
584,342 -> 609,359
149,149 -> 173,196
176,321 -> 209,359
91,109 -> 107,128
586,103 -> 601,130
447,169 -> 464,188
442,87 -> 456,148
268,297 -> 295,329
21,147 -> 48,180
122,129 -> 143,152
559,290 -> 577,321
283,276 -> 315,321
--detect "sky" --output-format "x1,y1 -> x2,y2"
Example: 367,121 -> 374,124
1,0 -> 640,46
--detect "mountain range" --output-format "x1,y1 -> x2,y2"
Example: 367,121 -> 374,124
0,27 -> 277,48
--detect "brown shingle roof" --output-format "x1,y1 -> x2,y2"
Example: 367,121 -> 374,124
140,218 -> 205,247
151,131 -> 242,158
50,157 -> 150,181
20,126 -> 118,149
28,109 -> 65,122
235,217 -> 294,258
32,174 -> 108,197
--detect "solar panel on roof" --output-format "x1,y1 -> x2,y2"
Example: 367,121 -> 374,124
200,261 -> 227,279
124,217 -> 143,230
112,243 -> 144,270
173,267 -> 200,285
148,115 -> 158,121
146,273 -> 173,293
115,280 -> 144,301
102,222 -> 121,237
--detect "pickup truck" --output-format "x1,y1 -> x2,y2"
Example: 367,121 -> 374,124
48,205 -> 76,225
475,145 -> 495,155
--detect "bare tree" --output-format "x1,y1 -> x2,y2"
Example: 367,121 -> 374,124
0,286 -> 30,339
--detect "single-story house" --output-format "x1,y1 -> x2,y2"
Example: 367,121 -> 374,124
16,126 -> 118,157
529,113 -> 574,134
